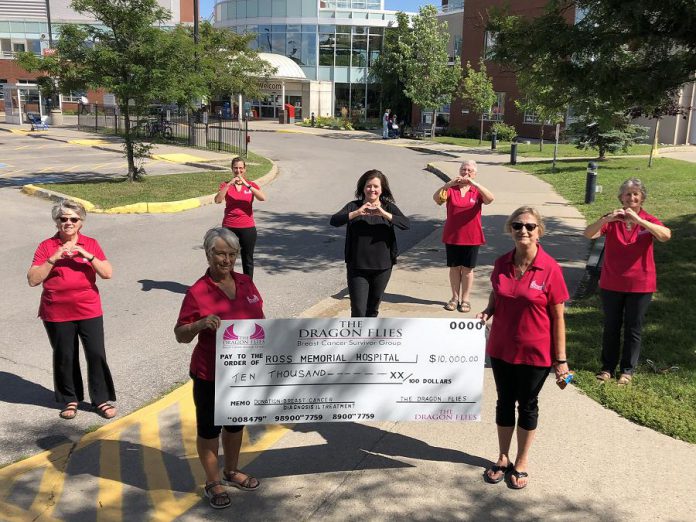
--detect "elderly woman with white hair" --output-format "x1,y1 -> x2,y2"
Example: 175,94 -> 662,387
433,159 -> 495,313
27,199 -> 116,420
584,178 -> 671,385
175,227 -> 263,509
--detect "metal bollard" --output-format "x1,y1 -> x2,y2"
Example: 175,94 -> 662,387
491,131 -> 497,150
585,161 -> 598,204
510,142 -> 518,165
311,112 -> 316,127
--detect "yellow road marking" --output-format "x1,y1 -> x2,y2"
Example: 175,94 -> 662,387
151,153 -> 207,163
37,166 -> 55,173
0,499 -> 62,522
96,428 -> 123,522
67,139 -> 110,146
13,145 -> 31,150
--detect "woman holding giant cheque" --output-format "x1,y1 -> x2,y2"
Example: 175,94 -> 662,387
477,206 -> 571,489
583,178 -> 671,385
27,200 -> 116,420
433,159 -> 494,313
175,227 -> 262,509
214,157 -> 266,279
330,169 -> 410,317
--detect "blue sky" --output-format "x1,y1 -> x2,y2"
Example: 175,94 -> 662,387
198,1 -> 432,19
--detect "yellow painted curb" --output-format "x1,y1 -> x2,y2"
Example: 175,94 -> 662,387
67,138 -> 110,146
21,184 -> 97,211
151,153 -> 208,163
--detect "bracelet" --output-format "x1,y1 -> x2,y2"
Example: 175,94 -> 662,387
88,255 -> 95,262
555,359 -> 567,364
47,259 -> 55,265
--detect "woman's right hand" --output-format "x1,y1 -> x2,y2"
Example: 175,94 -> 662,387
350,203 -> 377,220
199,315 -> 221,331
476,310 -> 492,323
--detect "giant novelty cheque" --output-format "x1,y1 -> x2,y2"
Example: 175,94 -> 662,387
214,318 -> 485,425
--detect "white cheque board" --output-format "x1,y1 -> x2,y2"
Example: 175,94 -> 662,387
214,318 -> 485,425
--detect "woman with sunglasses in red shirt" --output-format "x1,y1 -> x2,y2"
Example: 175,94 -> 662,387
477,206 -> 570,489
27,200 -> 116,421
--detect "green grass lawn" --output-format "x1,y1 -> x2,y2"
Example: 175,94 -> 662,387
433,136 -> 656,158
515,157 -> 696,442
33,151 -> 272,209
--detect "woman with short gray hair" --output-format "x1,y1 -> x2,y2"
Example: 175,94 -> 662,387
584,177 -> 671,385
175,227 -> 264,509
27,200 -> 116,420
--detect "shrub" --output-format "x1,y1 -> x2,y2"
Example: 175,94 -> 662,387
488,122 -> 517,141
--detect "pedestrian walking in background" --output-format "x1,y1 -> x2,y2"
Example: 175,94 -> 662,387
27,200 -> 116,421
382,108 -> 390,139
583,178 -> 671,385
434,160 -> 494,313
477,206 -> 571,489
78,95 -> 89,115
174,228 -> 263,509
330,169 -> 410,317
214,157 -> 266,279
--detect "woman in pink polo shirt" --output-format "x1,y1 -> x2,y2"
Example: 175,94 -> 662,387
477,206 -> 570,489
214,157 -> 267,279
175,227 -> 263,509
584,178 -> 671,385
434,160 -> 494,313
27,200 -> 116,420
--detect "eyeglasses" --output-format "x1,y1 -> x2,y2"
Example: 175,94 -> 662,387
511,222 -> 538,232
59,217 -> 81,223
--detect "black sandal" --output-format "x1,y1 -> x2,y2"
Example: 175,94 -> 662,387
59,402 -> 78,420
483,463 -> 511,484
222,470 -> 260,491
507,467 -> 529,489
204,481 -> 231,509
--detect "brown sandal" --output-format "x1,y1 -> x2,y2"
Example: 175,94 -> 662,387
59,402 -> 79,420
617,373 -> 633,386
457,301 -> 471,313
222,470 -> 260,491
96,402 -> 117,419
596,371 -> 612,382
444,299 -> 458,311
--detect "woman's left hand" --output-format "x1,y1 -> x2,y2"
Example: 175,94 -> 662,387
553,361 -> 570,379
622,207 -> 641,224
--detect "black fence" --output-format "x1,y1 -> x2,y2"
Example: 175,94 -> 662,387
77,104 -> 248,157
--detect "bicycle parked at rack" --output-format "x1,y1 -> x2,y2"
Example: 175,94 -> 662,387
146,119 -> 173,139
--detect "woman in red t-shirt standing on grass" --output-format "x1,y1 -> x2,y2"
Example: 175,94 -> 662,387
27,200 -> 116,421
584,178 -> 671,385
477,206 -> 570,489
214,157 -> 267,279
433,160 -> 494,313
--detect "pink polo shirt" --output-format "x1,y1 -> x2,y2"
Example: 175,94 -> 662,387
599,209 -> 664,293
487,245 -> 569,367
31,233 -> 107,322
220,181 -> 260,229
442,186 -> 485,245
176,270 -> 264,381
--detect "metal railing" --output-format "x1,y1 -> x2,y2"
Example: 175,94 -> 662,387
77,104 -> 248,157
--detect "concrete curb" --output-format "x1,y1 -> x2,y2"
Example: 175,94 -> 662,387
21,161 -> 279,214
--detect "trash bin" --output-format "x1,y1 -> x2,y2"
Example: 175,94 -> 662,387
189,122 -> 207,148
49,109 -> 63,126
278,109 -> 286,124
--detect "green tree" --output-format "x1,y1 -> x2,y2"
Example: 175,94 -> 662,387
514,68 -> 565,151
459,60 -> 496,144
401,5 -> 462,137
568,113 -> 649,160
369,11 -> 412,123
488,0 -> 696,115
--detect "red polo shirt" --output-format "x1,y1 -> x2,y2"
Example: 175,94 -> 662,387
176,271 -> 264,381
487,245 -> 569,367
599,210 -> 664,293
442,186 -> 485,245
220,181 -> 260,229
32,233 -> 107,322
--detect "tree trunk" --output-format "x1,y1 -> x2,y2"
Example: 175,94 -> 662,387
539,124 -> 544,151
431,110 -> 437,140
479,115 -> 484,145
648,118 -> 660,168
122,103 -> 136,182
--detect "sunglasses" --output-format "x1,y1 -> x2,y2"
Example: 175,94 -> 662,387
511,222 -> 538,232
59,217 -> 81,223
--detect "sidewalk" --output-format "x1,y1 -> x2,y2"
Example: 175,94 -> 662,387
1,127 -> 694,521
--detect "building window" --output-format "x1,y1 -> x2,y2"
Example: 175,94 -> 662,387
483,92 -> 505,121
318,31 -> 334,66
0,79 -> 7,100
483,31 -> 497,60
12,42 -> 26,53
523,110 -> 540,124
63,91 -> 85,103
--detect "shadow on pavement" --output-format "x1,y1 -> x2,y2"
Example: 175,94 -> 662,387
138,279 -> 190,294
0,371 -> 56,409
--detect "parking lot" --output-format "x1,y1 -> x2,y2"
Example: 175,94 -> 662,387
0,128 -> 213,187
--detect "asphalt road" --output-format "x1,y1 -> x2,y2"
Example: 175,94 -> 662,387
0,130 -> 448,466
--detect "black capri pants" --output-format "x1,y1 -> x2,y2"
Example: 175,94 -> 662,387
490,357 -> 549,431
43,316 -> 116,406
226,226 -> 257,279
347,266 -> 392,317
192,374 -> 244,439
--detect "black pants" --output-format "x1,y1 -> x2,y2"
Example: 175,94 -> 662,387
43,316 -> 116,406
490,357 -> 549,431
226,226 -> 257,279
347,267 -> 392,317
600,289 -> 653,375
192,375 -> 244,439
